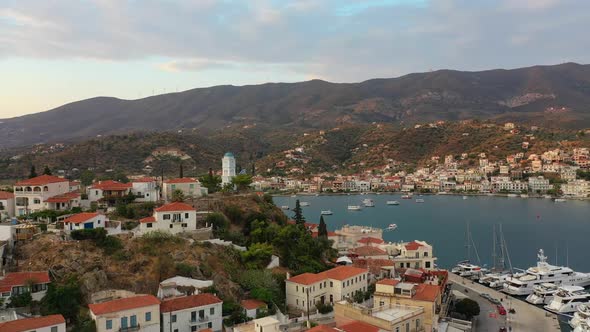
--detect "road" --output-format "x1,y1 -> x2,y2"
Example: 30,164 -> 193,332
448,273 -> 561,332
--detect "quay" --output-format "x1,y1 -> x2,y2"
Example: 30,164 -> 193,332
447,273 -> 561,332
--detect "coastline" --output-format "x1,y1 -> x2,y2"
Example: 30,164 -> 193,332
271,191 -> 590,201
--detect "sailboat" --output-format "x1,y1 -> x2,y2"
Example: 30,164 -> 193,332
479,224 -> 516,288
452,221 -> 488,280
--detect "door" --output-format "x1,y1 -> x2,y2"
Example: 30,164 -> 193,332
121,317 -> 128,329
130,315 -> 137,327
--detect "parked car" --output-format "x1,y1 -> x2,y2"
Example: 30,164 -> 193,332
497,305 -> 507,315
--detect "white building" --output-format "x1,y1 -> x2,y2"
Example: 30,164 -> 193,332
160,293 -> 223,332
139,202 -> 197,235
0,191 -> 15,221
157,276 -> 214,299
132,177 -> 159,202
561,180 -> 589,198
234,316 -> 280,332
88,180 -> 132,206
162,178 -> 205,202
63,212 -> 106,233
390,240 -> 437,270
0,314 -> 65,332
0,271 -> 51,303
13,175 -> 71,216
44,191 -> 81,211
286,266 -> 369,313
221,152 -> 236,186
528,176 -> 553,193
89,294 -> 161,332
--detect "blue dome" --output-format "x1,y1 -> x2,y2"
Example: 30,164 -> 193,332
224,152 -> 235,158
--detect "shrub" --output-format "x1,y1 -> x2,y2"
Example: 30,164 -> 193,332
454,298 -> 480,319
315,302 -> 333,314
175,263 -> 197,277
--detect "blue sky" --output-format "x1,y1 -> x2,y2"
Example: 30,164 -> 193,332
1,0 -> 589,118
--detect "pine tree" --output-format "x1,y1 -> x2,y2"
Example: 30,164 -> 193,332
293,199 -> 305,226
29,165 -> 37,178
318,216 -> 328,238
179,162 -> 184,178
43,165 -> 52,175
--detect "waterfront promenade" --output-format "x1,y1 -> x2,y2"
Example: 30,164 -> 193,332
448,273 -> 561,331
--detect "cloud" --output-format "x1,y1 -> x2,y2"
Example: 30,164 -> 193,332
159,59 -> 237,72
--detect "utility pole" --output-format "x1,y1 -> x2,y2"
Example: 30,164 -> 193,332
306,287 -> 311,328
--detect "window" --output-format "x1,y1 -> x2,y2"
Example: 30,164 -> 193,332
34,199 -> 41,204
190,184 -> 195,189
172,314 -> 177,323
51,327 -> 58,332
296,299 -> 299,305
330,281 -> 333,287
130,315 -> 137,327
424,252 -> 429,257
171,185 -> 176,190
185,213 -> 189,218
426,262 -> 431,268
147,223 -> 153,228
174,330 -> 179,332
191,311 -> 197,321
296,286 -> 298,292
121,317 -> 128,329
210,307 -> 215,315
163,214 -> 171,220
145,312 -> 151,322
170,224 -> 173,228
208,322 -> 213,328
199,309 -> 205,319
95,190 -> 99,195
182,223 -> 187,228
98,220 -> 101,224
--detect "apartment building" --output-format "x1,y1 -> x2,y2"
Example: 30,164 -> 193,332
160,293 -> 223,332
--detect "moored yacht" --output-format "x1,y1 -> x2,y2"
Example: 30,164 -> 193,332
401,194 -> 412,199
347,205 -> 362,211
386,223 -> 397,231
571,303 -> 590,330
363,199 -> 375,207
545,286 -> 590,314
386,200 -> 400,205
526,283 -> 559,305
503,249 -> 590,296
480,272 -> 514,289
452,261 -> 488,279
320,210 -> 333,215
281,205 -> 289,210
415,198 -> 425,203
300,201 -> 310,206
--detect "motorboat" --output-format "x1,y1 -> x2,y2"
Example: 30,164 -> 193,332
544,195 -> 553,199
479,272 -> 514,289
463,196 -> 468,200
386,224 -> 397,231
363,199 -> 375,207
555,198 -> 567,202
415,198 -> 425,203
347,205 -> 362,211
570,303 -> 590,330
503,249 -> 590,296
401,194 -> 412,199
507,194 -> 518,198
526,283 -> 559,305
521,194 -> 529,198
386,200 -> 400,205
320,210 -> 333,215
452,261 -> 488,279
300,202 -> 310,207
281,205 -> 289,210
291,194 -> 297,197
545,286 -> 590,314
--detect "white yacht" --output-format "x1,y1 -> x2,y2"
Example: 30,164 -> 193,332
401,194 -> 412,199
300,202 -> 310,207
526,283 -> 559,305
570,303 -> 590,330
363,199 -> 375,207
555,198 -> 567,202
386,224 -> 397,231
507,193 -> 518,198
462,196 -> 468,200
415,198 -> 425,203
281,205 -> 289,210
503,249 -> 590,296
480,272 -> 515,289
386,200 -> 400,205
545,286 -> 590,314
347,205 -> 362,211
320,210 -> 333,215
452,262 -> 488,279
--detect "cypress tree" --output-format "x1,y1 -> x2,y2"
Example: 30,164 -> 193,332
29,165 -> 38,178
43,165 -> 52,175
318,216 -> 328,238
293,199 -> 305,226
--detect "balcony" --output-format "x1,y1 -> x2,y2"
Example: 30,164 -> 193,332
189,315 -> 209,324
119,324 -> 140,332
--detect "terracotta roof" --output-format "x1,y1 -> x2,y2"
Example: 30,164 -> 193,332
155,202 -> 196,212
0,191 -> 14,199
164,178 -> 198,184
133,177 -> 156,183
90,180 -> 132,190
45,191 -> 80,203
357,237 -> 384,245
287,221 -> 318,229
412,283 -> 440,302
89,295 -> 160,315
287,266 -> 367,285
140,216 -> 156,223
0,314 -> 65,332
311,231 -> 337,238
339,321 -> 380,332
199,329 -> 213,332
160,294 -> 222,313
63,212 -> 100,224
405,241 -> 424,250
241,299 -> 267,310
69,181 -> 80,186
376,279 -> 400,286
307,325 -> 338,332
15,175 -> 68,186
351,246 -> 387,256
0,271 -> 50,293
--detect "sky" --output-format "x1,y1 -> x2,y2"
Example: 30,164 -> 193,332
1,0 -> 589,118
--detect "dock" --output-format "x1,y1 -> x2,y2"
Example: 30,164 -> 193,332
447,273 -> 561,332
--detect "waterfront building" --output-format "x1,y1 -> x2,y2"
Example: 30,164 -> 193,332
222,152 -> 236,186
390,241 -> 437,270
89,294 -> 161,332
139,202 -> 197,235
160,293 -> 223,332
561,180 -> 589,198
528,176 -> 553,193
285,266 -> 369,313
13,175 -> 70,216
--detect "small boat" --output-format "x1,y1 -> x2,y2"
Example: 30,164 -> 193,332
300,202 -> 310,207
386,224 -> 397,231
463,196 -> 468,200
347,205 -> 362,211
415,198 -> 425,203
555,198 -> 567,202
401,194 -> 412,199
281,205 -> 289,210
363,199 -> 375,207
315,194 -> 319,196
291,194 -> 297,197
507,194 -> 518,198
320,210 -> 333,215
521,194 -> 529,198
386,200 -> 400,205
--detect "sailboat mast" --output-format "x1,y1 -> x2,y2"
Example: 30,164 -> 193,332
501,226 -> 514,273
499,224 -> 506,270
492,225 -> 497,271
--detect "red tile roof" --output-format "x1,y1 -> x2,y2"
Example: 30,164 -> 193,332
0,314 -> 65,332
140,216 -> 156,223
351,246 -> 387,256
132,177 -> 156,183
15,175 -> 68,186
160,294 -> 222,313
405,241 -> 424,250
339,321 -> 380,332
0,191 -> 14,200
241,299 -> 267,310
89,295 -> 160,315
90,180 -> 132,191
357,237 -> 384,245
0,271 -> 50,293
45,191 -> 80,203
307,325 -> 338,332
63,212 -> 100,224
412,283 -> 441,302
287,266 -> 367,285
155,202 -> 196,212
165,178 -> 198,184
311,231 -> 337,238
352,258 -> 396,275
376,279 -> 400,286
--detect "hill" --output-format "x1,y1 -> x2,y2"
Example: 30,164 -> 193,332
2,63 -> 590,148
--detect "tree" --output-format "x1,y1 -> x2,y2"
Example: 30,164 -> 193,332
199,173 -> 222,193
205,212 -> 229,236
43,165 -> 52,175
232,174 -> 253,191
318,216 -> 328,238
80,170 -> 95,187
179,162 -> 184,178
293,200 -> 305,226
454,298 -> 480,319
171,189 -> 185,202
241,243 -> 274,269
29,165 -> 37,178
40,278 -> 83,323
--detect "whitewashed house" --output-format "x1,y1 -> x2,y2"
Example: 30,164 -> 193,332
162,178 -> 205,202
0,314 -> 65,332
139,202 -> 197,235
0,271 -> 51,303
88,180 -> 132,207
132,177 -> 159,202
63,212 -> 106,233
0,191 -> 15,221
89,294 -> 161,332
160,293 -> 223,332
44,191 -> 81,211
13,175 -> 70,216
